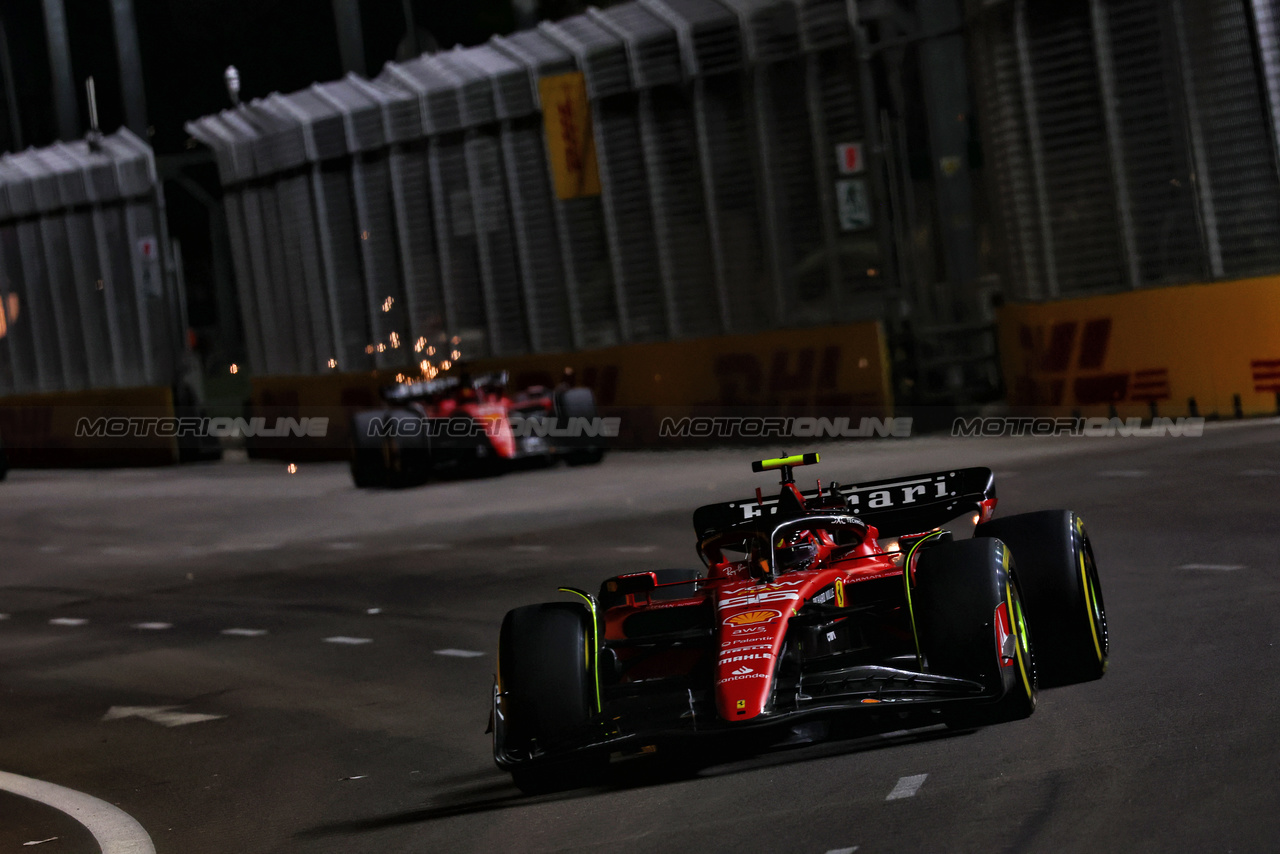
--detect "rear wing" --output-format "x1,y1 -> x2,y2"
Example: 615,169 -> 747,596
693,467 -> 996,539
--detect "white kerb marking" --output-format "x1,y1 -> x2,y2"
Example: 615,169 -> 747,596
221,628 -> 267,637
324,636 -> 372,645
103,706 -> 225,728
132,622 -> 172,631
434,648 -> 485,658
49,618 -> 87,627
1178,563 -> 1244,571
0,770 -> 156,854
886,774 -> 928,800
366,608 -> 382,615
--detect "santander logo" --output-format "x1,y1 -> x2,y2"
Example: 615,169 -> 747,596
731,666 -> 753,675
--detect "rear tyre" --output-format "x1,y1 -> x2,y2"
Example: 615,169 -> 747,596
349,412 -> 389,488
497,603 -> 603,794
914,538 -> 1036,726
555,387 -> 605,466
975,510 -> 1107,686
349,410 -> 431,489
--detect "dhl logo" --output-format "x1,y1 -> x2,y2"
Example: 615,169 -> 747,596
1012,318 -> 1169,407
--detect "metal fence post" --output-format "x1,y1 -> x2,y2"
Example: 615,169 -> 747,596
1013,0 -> 1059,297
1089,0 -> 1141,289
1169,0 -> 1224,280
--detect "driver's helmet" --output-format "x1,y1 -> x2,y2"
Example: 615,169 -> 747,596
775,530 -> 818,573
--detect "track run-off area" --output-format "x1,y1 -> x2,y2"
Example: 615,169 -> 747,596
1,421 -> 1277,852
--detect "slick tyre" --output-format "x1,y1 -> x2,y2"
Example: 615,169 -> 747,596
349,410 -> 431,489
498,603 -> 603,794
555,387 -> 605,466
349,412 -> 389,488
975,510 -> 1108,686
914,538 -> 1036,726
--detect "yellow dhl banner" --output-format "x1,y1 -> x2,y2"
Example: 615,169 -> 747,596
539,72 -> 602,200
998,275 -> 1280,417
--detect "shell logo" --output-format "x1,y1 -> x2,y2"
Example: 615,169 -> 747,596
724,609 -> 781,627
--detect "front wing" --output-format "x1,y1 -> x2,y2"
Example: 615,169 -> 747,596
493,663 -> 994,768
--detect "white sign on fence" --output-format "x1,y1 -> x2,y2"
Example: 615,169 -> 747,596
836,179 -> 871,231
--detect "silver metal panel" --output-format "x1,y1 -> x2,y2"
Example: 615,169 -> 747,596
465,130 -> 529,356
592,3 -> 684,89
1179,0 -> 1280,277
0,226 -> 36,392
491,30 -> 618,349
541,16 -> 634,98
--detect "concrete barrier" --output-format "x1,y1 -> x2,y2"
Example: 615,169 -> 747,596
0,387 -> 178,467
998,276 -> 1280,418
247,321 -> 894,460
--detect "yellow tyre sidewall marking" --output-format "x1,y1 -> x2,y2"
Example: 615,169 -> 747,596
1006,580 -> 1034,701
1076,516 -> 1104,664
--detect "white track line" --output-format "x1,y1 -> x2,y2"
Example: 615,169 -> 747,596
615,545 -> 657,554
0,770 -> 156,854
324,636 -> 372,645
49,618 -> 87,627
886,774 -> 928,800
0,613 -> 9,620
220,628 -> 267,637
131,622 -> 172,631
824,848 -> 858,854
434,648 -> 485,658
1178,563 -> 1244,571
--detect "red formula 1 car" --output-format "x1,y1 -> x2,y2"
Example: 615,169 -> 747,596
349,371 -> 605,487
492,453 -> 1108,792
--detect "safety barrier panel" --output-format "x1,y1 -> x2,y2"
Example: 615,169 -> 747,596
188,0 -> 885,380
247,319 -> 892,458
998,276 -> 1280,418
0,386 -> 178,467
0,128 -> 182,396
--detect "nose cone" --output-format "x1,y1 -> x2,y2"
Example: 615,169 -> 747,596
714,580 -> 808,721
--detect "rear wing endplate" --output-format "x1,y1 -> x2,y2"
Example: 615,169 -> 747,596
693,467 -> 995,539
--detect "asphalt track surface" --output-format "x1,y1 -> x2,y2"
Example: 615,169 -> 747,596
1,422 -> 1277,852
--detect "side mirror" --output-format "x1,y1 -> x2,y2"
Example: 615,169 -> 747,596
605,572 -> 657,596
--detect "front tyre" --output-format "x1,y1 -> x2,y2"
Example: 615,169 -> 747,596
976,510 -> 1108,685
914,538 -> 1036,726
496,603 -> 604,793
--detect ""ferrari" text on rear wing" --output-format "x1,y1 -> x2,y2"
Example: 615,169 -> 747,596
692,467 -> 996,538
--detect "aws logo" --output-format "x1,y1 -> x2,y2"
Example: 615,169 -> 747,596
1013,318 -> 1168,407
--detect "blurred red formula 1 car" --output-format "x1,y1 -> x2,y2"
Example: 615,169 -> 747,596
349,370 -> 604,488
492,453 -> 1108,792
